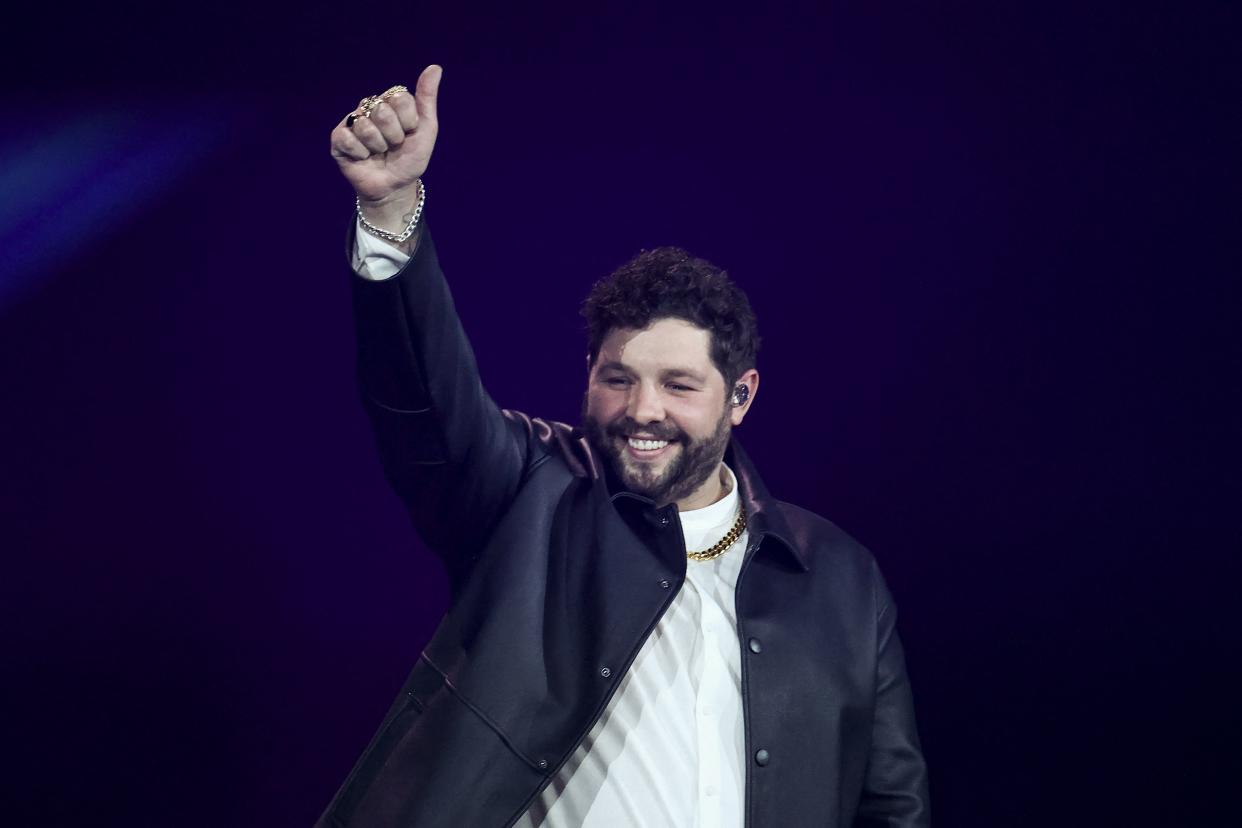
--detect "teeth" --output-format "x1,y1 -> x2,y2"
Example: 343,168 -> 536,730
628,438 -> 669,451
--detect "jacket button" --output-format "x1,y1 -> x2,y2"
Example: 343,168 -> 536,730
754,749 -> 770,766
599,666 -> 612,678
659,514 -> 671,526
659,579 -> 671,589
537,758 -> 548,770
748,637 -> 763,654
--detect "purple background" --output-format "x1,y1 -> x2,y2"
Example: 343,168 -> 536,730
3,2 -> 1238,825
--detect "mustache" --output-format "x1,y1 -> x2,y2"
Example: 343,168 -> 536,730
603,417 -> 684,442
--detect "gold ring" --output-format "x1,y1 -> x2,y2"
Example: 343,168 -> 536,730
380,85 -> 408,100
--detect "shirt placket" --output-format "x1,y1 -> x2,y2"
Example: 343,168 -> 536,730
692,560 -> 733,827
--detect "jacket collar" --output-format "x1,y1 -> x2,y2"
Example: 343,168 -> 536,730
725,438 -> 810,573
584,430 -> 811,574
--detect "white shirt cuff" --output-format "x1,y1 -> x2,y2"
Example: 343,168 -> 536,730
352,217 -> 412,281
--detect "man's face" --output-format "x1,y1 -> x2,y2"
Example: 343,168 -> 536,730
583,318 -> 735,509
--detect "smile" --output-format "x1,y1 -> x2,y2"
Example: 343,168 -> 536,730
630,439 -> 670,454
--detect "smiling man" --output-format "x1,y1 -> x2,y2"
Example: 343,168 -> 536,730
582,256 -> 759,513
317,66 -> 930,828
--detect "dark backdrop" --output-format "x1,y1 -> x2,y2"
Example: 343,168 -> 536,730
3,2 -> 1238,826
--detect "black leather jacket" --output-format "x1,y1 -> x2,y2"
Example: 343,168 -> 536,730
316,229 -> 930,828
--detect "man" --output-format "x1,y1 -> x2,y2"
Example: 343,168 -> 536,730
318,65 -> 930,828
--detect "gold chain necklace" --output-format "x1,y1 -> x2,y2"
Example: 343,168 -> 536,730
686,504 -> 747,562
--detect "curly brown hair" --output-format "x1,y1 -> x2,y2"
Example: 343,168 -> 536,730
581,246 -> 760,385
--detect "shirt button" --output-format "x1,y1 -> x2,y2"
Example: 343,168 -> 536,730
748,637 -> 763,654
754,748 -> 770,767
706,785 -> 718,797
599,666 -> 612,678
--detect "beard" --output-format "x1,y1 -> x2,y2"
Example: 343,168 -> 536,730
582,401 -> 732,507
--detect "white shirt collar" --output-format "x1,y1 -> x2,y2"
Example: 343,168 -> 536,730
678,464 -> 740,551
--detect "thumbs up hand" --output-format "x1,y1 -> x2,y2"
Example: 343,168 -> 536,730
331,65 -> 442,233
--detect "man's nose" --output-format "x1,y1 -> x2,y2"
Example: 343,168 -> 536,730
626,382 -> 665,424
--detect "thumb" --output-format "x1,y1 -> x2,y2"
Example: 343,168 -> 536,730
415,64 -> 442,123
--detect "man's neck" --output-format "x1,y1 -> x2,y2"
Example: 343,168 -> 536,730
675,463 -> 731,512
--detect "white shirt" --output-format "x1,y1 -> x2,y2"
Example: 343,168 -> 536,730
516,468 -> 748,828
352,218 -> 408,281
353,227 -> 749,827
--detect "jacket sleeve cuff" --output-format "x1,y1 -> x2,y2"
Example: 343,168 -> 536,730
347,220 -> 441,414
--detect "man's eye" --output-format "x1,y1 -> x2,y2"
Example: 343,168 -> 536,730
605,377 -> 630,387
668,383 -> 694,392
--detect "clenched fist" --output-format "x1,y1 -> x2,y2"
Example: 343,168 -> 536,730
331,64 -> 442,235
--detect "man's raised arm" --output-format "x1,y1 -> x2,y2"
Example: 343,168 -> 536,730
329,66 -> 530,568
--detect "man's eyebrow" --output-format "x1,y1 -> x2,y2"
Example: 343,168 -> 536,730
595,362 -> 708,384
662,368 -> 708,383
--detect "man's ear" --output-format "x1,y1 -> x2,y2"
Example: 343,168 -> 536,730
729,369 -> 760,426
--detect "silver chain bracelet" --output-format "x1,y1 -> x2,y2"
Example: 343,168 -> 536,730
356,179 -> 426,244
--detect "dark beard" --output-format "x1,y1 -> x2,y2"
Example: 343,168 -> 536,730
582,403 -> 732,507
